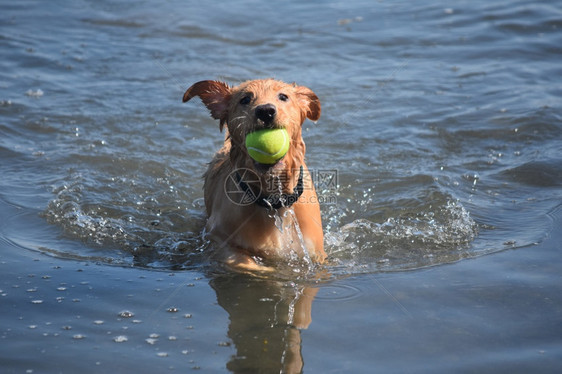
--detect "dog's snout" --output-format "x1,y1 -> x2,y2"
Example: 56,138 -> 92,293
255,104 -> 276,125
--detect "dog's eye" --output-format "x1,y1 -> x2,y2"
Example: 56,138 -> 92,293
278,93 -> 289,102
239,95 -> 252,105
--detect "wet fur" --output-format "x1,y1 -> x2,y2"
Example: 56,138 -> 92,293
183,79 -> 326,272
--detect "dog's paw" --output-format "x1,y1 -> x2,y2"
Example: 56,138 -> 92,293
224,253 -> 276,275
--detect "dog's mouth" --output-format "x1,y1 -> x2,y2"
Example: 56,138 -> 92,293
252,158 -> 286,175
244,125 -> 290,175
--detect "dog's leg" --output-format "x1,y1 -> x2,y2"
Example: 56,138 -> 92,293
223,250 -> 276,274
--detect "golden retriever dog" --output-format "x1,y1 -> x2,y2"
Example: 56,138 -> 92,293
183,79 -> 326,272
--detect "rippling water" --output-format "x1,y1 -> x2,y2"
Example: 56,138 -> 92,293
2,0 -> 561,372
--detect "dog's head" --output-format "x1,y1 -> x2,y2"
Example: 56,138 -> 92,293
183,79 -> 320,185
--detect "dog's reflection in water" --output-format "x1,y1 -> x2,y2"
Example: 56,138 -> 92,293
210,274 -> 318,374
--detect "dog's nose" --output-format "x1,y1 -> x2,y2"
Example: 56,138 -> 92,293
255,104 -> 276,125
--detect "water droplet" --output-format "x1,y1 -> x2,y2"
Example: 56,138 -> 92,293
113,335 -> 128,343
118,310 -> 134,318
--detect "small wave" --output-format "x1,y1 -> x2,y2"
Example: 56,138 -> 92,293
42,175 -> 208,269
326,200 -> 478,273
499,160 -> 562,187
43,173 -> 478,274
42,168 -> 482,276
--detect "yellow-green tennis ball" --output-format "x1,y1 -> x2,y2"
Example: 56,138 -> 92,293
245,128 -> 290,164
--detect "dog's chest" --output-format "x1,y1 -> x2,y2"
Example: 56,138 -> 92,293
209,207 -> 309,260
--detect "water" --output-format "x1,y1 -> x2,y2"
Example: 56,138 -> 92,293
1,0 -> 562,372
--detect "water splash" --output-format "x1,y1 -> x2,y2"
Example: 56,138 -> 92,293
325,200 -> 478,273
269,208 -> 315,277
42,174 -> 208,269
42,168 -> 479,275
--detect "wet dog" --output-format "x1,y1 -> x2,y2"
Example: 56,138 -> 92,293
183,79 -> 326,272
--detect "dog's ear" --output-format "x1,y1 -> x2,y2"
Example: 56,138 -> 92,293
295,85 -> 321,122
183,80 -> 231,131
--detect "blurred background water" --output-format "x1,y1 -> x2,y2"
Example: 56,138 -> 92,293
1,0 -> 561,373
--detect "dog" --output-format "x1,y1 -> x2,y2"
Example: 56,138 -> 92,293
183,79 -> 326,272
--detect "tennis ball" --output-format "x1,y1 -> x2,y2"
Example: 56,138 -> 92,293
245,128 -> 290,164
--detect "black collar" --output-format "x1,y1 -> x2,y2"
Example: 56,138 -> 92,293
235,166 -> 304,210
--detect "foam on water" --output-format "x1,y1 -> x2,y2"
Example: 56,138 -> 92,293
325,199 -> 477,274
42,173 -> 209,269
42,167 -> 477,276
